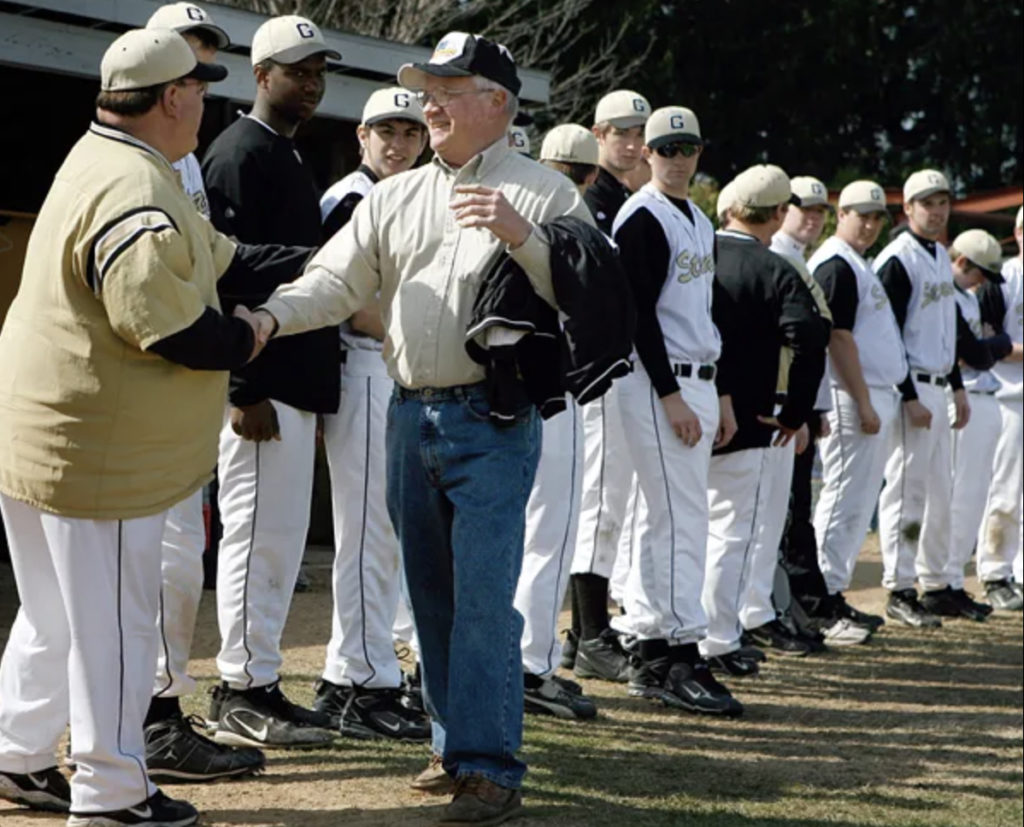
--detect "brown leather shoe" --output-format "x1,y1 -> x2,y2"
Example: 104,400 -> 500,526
410,754 -> 454,795
438,776 -> 523,825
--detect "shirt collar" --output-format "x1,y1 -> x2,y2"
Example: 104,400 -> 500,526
358,163 -> 380,185
433,135 -> 511,181
89,121 -> 173,170
243,111 -> 281,137
717,228 -> 759,243
772,231 -> 805,258
908,229 -> 938,256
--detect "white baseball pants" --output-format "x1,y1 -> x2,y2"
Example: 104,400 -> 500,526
0,493 -> 164,812
611,370 -> 718,644
610,478 -> 644,606
322,350 -> 404,689
739,441 -> 795,630
700,448 -> 767,657
152,488 -> 205,698
978,398 -> 1024,583
571,390 -> 634,578
515,400 -> 583,677
815,386 -> 898,594
878,382 -> 953,592
215,401 -> 316,689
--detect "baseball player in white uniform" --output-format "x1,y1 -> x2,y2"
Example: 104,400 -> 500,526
977,206 -> 1024,608
811,182 -> 907,626
515,125 -> 600,721
312,88 -> 432,741
874,169 -> 977,627
609,107 -> 742,716
946,230 -> 1013,611
565,90 -> 651,682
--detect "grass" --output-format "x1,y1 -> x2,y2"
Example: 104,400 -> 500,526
1,541 -> 1021,827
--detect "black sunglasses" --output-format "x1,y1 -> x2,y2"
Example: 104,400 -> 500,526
655,142 -> 700,159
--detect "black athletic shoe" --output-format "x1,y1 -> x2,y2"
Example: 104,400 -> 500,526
628,657 -> 743,717
744,619 -> 813,656
985,579 -> 1024,611
67,790 -> 196,827
736,644 -> 767,663
833,592 -> 885,630
573,628 -> 632,683
921,587 -> 991,622
560,629 -> 579,670
145,712 -> 265,783
524,674 -> 598,720
0,766 -> 70,813
886,589 -> 942,628
706,649 -> 761,678
400,666 -> 425,715
313,680 -> 431,741
211,681 -> 335,748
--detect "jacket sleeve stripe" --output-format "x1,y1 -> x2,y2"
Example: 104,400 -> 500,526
88,207 -> 179,294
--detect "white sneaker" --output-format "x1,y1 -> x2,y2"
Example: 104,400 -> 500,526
821,617 -> 872,646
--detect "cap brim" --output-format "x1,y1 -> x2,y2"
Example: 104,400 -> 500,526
365,112 -> 426,128
971,260 -> 1005,283
268,43 -> 342,65
906,185 -> 950,202
647,133 -> 704,149
397,62 -> 472,89
184,23 -> 230,49
795,197 -> 833,210
840,202 -> 887,215
606,116 -> 648,129
187,61 -> 229,82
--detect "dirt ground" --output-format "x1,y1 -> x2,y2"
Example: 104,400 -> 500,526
1,540 -> 1022,827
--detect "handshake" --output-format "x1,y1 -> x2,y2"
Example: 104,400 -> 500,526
233,305 -> 278,363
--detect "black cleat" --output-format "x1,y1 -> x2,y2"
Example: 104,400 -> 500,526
744,619 -> 813,656
886,589 -> 942,628
211,681 -> 335,748
833,591 -> 885,630
628,657 -> 743,717
145,712 -> 265,783
67,789 -> 197,827
920,587 -> 991,622
573,628 -> 632,683
313,679 -> 431,741
0,766 -> 70,813
560,629 -> 579,670
524,674 -> 597,720
706,649 -> 761,677
400,665 -> 425,715
984,579 -> 1024,611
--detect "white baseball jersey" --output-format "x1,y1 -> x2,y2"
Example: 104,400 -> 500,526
953,287 -> 1000,394
992,257 -> 1023,400
172,152 -> 210,218
874,231 -> 957,375
769,231 -> 805,262
613,184 -> 721,364
809,236 -> 907,387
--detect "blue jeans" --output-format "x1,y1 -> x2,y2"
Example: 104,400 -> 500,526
386,383 -> 540,789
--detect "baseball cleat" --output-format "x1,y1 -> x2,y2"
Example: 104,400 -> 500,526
573,628 -> 632,683
628,657 -> 743,717
210,681 -> 335,748
919,586 -> 989,622
67,789 -> 197,827
886,589 -> 942,628
744,619 -> 813,656
820,617 -> 873,646
145,712 -> 265,783
832,591 -> 885,630
560,629 -> 579,670
400,665 -> 425,715
0,766 -> 71,813
706,649 -> 761,677
524,674 -> 597,720
984,579 -> 1024,611
313,680 -> 431,741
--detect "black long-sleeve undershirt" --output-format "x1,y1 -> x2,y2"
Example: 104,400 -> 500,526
148,307 -> 254,370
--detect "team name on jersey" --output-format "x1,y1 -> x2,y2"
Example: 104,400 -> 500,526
675,249 -> 714,283
871,283 -> 889,310
920,280 -> 955,309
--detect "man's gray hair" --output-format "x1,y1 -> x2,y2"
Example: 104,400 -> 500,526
474,76 -> 519,123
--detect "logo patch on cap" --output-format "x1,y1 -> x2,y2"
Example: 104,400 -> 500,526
669,114 -> 685,129
633,97 -> 647,113
871,187 -> 883,200
431,34 -> 462,62
185,6 -> 205,21
811,182 -> 824,195
296,22 -> 315,38
393,92 -> 410,108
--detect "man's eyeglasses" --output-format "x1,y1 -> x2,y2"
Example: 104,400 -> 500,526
654,142 -> 700,159
414,88 -> 492,108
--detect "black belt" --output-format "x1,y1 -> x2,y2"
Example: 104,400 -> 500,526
395,381 -> 486,402
673,363 -> 716,381
774,392 -> 788,406
916,372 -> 947,387
969,389 -> 997,396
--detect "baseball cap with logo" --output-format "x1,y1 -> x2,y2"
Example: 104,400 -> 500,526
146,3 -> 230,49
540,124 -> 599,166
251,15 -> 340,66
362,87 -> 426,127
838,180 -> 887,214
644,106 -> 703,150
790,176 -> 831,209
594,90 -> 651,129
101,28 -> 227,91
903,169 -> 950,202
952,229 -> 1005,283
731,164 -> 792,208
397,32 -> 521,97
508,126 -> 531,156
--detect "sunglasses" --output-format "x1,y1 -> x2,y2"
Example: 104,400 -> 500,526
654,142 -> 700,159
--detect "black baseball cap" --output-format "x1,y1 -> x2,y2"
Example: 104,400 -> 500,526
398,32 -> 521,97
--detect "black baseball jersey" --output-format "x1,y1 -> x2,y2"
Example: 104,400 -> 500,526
584,167 -> 632,236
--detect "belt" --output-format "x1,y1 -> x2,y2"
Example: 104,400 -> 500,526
395,381 -> 486,402
915,372 -> 947,387
968,389 -> 997,396
774,392 -> 788,406
673,362 -> 716,381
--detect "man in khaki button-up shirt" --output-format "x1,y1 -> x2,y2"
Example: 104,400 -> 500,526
256,32 -> 591,823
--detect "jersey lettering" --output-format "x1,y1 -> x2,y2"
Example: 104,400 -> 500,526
871,282 -> 888,310
675,250 -> 713,283
920,280 -> 955,309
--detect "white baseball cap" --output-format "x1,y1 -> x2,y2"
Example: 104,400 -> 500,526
100,28 -> 227,92
838,180 -> 887,214
644,106 -> 703,150
146,3 -> 230,49
594,90 -> 651,129
251,15 -> 340,66
507,126 -> 531,156
540,124 -> 599,165
1016,206 -> 1023,228
952,229 -> 1005,282
362,87 -> 426,127
716,179 -> 737,220
731,164 -> 792,208
790,176 -> 830,209
903,169 -> 950,202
